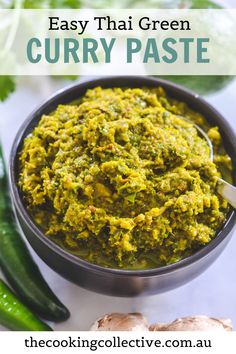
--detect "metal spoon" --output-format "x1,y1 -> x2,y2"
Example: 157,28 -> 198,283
187,119 -> 236,209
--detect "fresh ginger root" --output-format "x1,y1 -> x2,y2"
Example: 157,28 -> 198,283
150,316 -> 232,331
90,313 -> 232,331
90,313 -> 149,331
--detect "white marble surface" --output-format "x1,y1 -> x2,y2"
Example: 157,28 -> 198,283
0,76 -> 236,331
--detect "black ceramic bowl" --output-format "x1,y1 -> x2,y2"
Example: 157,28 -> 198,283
9,76 -> 236,297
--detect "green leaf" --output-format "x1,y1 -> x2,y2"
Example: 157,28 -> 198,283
22,0 -> 49,8
22,0 -> 81,8
158,76 -> 235,96
50,0 -> 81,8
0,76 -> 15,101
190,0 -> 222,9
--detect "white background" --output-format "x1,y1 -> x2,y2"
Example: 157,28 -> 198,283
0,0 -> 236,332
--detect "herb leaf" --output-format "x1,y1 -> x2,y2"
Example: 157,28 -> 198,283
0,76 -> 15,101
190,0 -> 222,9
50,0 -> 81,8
22,0 -> 81,8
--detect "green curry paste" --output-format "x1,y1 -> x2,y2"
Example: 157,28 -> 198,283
18,87 -> 232,269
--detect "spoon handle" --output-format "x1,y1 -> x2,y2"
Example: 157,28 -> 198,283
217,178 -> 236,209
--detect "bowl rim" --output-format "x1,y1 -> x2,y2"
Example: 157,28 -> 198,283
9,75 -> 236,277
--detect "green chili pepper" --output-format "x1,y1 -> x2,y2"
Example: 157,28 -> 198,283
0,144 -> 70,322
0,279 -> 52,331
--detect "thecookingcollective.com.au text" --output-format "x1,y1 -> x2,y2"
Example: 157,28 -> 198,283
24,335 -> 212,351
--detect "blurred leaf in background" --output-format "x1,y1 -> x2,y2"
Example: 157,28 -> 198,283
188,0 -> 222,9
50,0 -> 81,8
158,76 -> 234,96
21,0 -> 49,8
23,0 -> 81,8
0,76 -> 15,101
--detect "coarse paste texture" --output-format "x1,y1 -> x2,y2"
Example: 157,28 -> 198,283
19,87 -> 231,269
